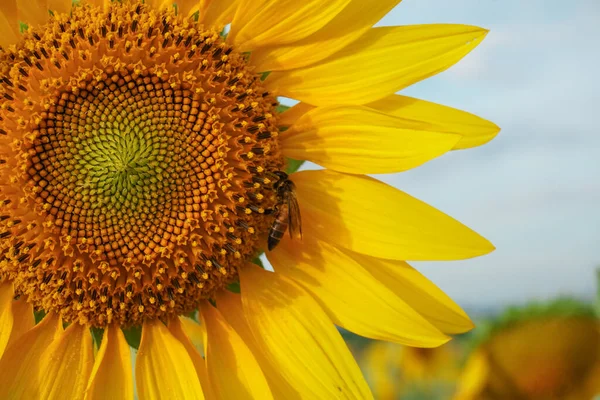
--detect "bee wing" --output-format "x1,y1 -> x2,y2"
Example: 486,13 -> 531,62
286,192 -> 302,239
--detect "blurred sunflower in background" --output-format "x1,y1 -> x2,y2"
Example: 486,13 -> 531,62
454,300 -> 600,400
359,340 -> 462,399
0,0 -> 498,398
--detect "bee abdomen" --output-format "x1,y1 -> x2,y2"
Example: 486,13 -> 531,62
267,222 -> 287,250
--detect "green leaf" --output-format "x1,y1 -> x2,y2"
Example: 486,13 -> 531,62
122,326 -> 142,349
285,158 -> 305,174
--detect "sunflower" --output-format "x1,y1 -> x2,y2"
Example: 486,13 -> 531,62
454,301 -> 600,400
359,340 -> 462,399
0,0 -> 498,398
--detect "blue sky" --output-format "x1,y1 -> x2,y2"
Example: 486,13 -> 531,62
359,0 -> 600,309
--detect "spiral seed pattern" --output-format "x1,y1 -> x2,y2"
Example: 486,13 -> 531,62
0,1 -> 284,327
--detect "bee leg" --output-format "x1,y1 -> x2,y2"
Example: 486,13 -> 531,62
263,208 -> 276,215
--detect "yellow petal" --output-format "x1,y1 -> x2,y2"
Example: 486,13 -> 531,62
231,0 -> 350,52
399,345 -> 461,382
202,0 -> 238,26
349,251 -> 474,334
6,297 -> 34,348
278,102 -> 314,127
281,105 -> 460,174
239,264 -> 374,399
0,313 -> 62,399
368,95 -> 500,150
0,283 -> 14,359
0,0 -> 20,48
361,342 -> 400,400
293,169 -> 494,260
180,316 -> 206,355
169,318 -> 213,400
177,0 -> 204,17
216,291 -> 298,400
86,0 -> 101,6
279,97 -> 500,151
202,302 -> 274,400
48,0 -> 72,14
145,0 -> 175,11
85,325 -> 134,400
228,0 -> 267,42
266,25 -> 488,106
453,350 -> 489,400
136,320 -> 204,400
37,322 -> 94,400
86,0 -> 110,9
250,0 -> 402,71
195,312 -> 209,357
268,235 -> 449,346
16,0 -> 48,26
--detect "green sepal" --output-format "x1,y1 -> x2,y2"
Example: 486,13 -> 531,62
285,158 -> 304,175
252,255 -> 265,268
276,104 -> 290,114
122,325 -> 142,350
91,327 -> 104,349
226,281 -> 241,294
34,309 -> 46,324
187,309 -> 199,321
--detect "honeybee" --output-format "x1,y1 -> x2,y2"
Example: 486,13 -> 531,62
267,171 -> 302,251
